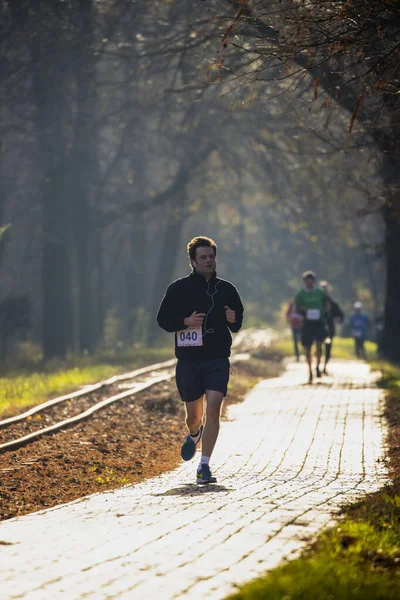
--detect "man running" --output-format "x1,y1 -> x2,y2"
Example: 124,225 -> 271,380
350,301 -> 369,359
319,281 -> 344,375
157,236 -> 244,484
295,271 -> 329,383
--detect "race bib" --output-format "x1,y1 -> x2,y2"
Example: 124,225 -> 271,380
352,329 -> 363,339
306,309 -> 321,321
177,327 -> 203,347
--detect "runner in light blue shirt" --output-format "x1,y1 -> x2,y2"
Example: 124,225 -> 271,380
349,301 -> 369,359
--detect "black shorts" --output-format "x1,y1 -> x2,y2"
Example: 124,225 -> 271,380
176,358 -> 230,403
301,321 -> 326,348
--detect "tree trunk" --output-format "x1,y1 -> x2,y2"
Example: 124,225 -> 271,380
380,201 -> 400,362
90,217 -> 105,346
29,12 -> 72,359
70,0 -> 97,353
376,114 -> 400,362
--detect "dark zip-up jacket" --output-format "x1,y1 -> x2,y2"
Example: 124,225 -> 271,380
325,299 -> 344,337
157,270 -> 244,360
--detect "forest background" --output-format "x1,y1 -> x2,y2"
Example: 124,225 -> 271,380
0,0 -> 391,364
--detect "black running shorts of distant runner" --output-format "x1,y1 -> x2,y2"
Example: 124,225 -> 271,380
176,358 -> 230,403
301,321 -> 326,348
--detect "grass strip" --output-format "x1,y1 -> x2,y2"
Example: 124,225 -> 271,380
0,346 -> 173,417
272,336 -> 377,361
229,493 -> 400,600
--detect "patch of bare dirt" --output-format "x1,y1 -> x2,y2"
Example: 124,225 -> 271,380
0,357 -> 281,521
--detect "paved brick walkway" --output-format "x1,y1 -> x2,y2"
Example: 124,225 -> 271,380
0,360 -> 388,599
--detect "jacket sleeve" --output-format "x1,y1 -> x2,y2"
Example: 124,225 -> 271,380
333,302 -> 344,320
228,285 -> 244,333
156,282 -> 187,333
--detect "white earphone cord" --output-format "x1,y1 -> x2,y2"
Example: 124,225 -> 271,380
203,280 -> 220,336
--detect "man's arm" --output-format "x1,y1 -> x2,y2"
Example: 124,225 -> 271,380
325,302 -> 331,315
226,286 -> 244,333
156,283 -> 187,333
323,292 -> 331,314
334,302 -> 345,322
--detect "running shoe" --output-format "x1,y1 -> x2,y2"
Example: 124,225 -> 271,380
180,425 -> 203,461
196,464 -> 217,484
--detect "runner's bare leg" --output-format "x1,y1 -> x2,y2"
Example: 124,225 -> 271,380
184,396 -> 204,436
201,390 -> 224,458
316,342 -> 322,370
305,346 -> 313,380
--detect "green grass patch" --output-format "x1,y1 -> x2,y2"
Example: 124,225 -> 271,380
228,488 -> 400,600
371,362 -> 400,393
271,336 -> 377,361
0,345 -> 173,417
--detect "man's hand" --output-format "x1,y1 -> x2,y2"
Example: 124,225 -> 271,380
225,306 -> 236,324
184,311 -> 205,327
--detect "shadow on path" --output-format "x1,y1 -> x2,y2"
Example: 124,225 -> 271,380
152,483 -> 234,497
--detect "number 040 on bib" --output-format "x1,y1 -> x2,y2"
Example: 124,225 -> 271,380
177,327 -> 203,347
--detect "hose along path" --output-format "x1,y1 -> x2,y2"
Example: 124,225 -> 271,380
0,354 -> 249,453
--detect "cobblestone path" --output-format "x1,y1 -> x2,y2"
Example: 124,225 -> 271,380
0,360 -> 388,599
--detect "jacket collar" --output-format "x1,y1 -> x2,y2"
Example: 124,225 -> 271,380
190,269 -> 217,287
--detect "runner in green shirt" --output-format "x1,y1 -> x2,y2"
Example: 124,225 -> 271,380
295,271 -> 329,383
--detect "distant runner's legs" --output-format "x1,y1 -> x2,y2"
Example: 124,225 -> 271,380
304,344 -> 313,383
323,337 -> 332,374
292,328 -> 300,361
315,341 -> 322,378
302,324 -> 314,383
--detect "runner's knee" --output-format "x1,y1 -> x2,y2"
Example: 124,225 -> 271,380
205,393 -> 223,421
185,397 -> 203,431
206,406 -> 221,423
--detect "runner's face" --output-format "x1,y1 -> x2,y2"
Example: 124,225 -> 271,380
304,277 -> 315,290
192,246 -> 216,277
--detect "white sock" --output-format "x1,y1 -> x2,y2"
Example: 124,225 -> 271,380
190,429 -> 202,444
198,456 -> 210,470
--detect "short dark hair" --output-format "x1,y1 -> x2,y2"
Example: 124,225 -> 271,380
302,270 -> 316,281
187,236 -> 217,266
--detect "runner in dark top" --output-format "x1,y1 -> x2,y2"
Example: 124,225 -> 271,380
157,236 -> 244,484
319,281 -> 344,375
